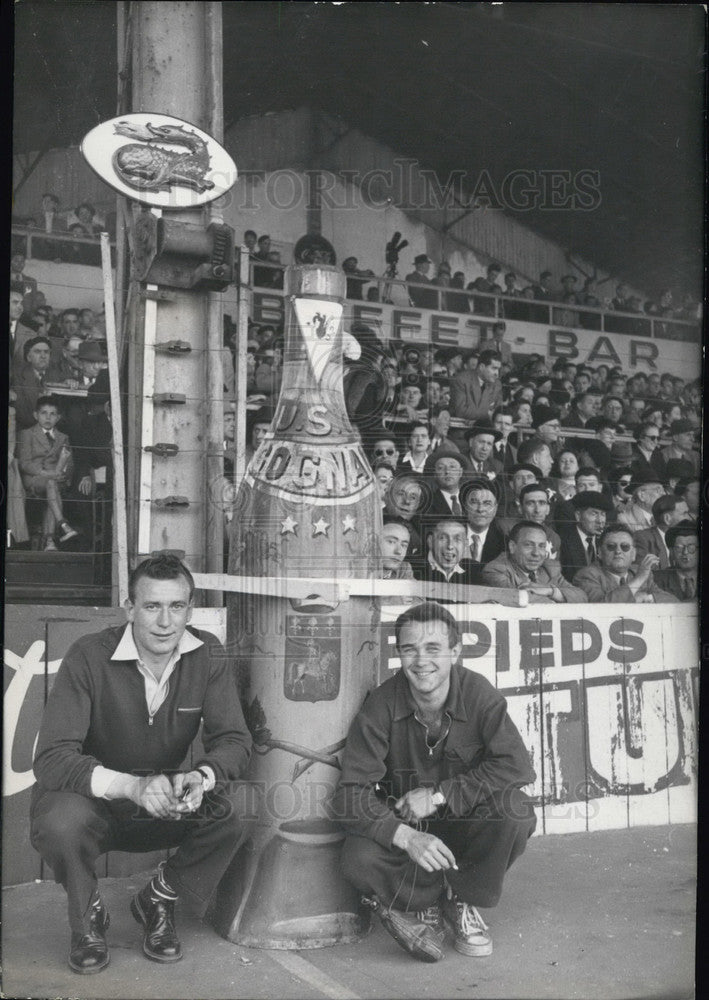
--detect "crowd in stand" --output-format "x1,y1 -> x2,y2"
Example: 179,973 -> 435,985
8,244 -> 111,552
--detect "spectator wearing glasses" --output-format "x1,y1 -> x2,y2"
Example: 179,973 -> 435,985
653,522 -> 699,601
370,435 -> 400,470
573,526 -> 677,604
633,494 -> 690,570
424,446 -> 470,519
630,422 -> 666,479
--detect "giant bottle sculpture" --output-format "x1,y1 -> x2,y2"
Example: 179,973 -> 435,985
215,259 -> 382,948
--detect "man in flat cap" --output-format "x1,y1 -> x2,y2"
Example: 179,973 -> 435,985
557,489 -> 614,583
656,419 -> 700,477
405,254 -> 437,310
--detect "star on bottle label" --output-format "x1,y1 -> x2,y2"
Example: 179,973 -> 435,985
341,515 -> 356,534
281,516 -> 298,535
312,518 -> 330,537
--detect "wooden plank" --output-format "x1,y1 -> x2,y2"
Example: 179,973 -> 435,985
101,232 -> 129,604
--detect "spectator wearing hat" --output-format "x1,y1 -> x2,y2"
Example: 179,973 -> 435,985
464,420 -> 504,477
444,347 -> 465,378
573,526 -> 677,604
479,321 -> 512,367
405,254 -> 437,310
396,379 -> 428,422
14,335 -> 63,430
483,521 -> 587,604
467,264 -> 503,317
498,483 -> 561,559
656,419 -> 700,478
497,462 -> 542,519
423,446 -> 470,519
459,476 -> 506,565
415,515 -> 483,585
399,422 -> 432,475
557,490 -> 613,583
663,458 -> 695,493
515,437 -> 554,487
653,522 -> 699,601
244,405 -> 273,466
616,471 -> 667,534
380,515 -> 415,580
530,404 -> 562,457
449,349 -> 503,425
632,494 -> 690,570
552,465 -> 614,532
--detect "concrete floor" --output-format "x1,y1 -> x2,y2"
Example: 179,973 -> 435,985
1,824 -> 696,1000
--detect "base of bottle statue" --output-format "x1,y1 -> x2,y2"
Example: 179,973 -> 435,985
210,818 -> 371,949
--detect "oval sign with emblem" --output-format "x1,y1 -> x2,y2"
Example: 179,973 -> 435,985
81,112 -> 237,209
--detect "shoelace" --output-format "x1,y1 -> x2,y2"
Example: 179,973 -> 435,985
458,902 -> 488,936
415,906 -> 441,927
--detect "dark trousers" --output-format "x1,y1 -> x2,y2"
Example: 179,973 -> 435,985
30,785 -> 254,934
341,788 -> 536,911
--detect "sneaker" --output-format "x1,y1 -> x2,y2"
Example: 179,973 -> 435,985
58,522 -> 78,542
442,895 -> 492,956
44,538 -> 58,551
362,896 -> 445,963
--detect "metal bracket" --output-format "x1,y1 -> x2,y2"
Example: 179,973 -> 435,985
140,288 -> 176,302
153,495 -> 190,508
154,340 -> 192,355
144,443 -> 180,456
154,393 -> 186,405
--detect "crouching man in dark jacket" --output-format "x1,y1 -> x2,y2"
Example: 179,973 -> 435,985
30,555 -> 252,974
332,602 -> 536,963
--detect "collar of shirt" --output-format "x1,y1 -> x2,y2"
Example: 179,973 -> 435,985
393,663 -> 469,723
111,623 -> 203,715
577,526 -> 595,547
427,552 -> 465,582
10,320 -> 17,335
402,451 -> 427,472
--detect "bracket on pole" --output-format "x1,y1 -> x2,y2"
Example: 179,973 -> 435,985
153,495 -> 190,508
154,392 -> 187,405
144,442 -> 180,456
154,339 -> 193,354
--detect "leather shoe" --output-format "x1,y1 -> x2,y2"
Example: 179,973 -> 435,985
131,887 -> 182,962
68,896 -> 110,974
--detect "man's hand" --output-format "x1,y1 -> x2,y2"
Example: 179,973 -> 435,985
78,475 -> 93,496
628,553 -> 660,590
133,774 -> 183,819
394,787 -> 440,821
393,826 -> 457,872
171,771 -> 205,814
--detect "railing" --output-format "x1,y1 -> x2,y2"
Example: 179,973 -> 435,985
244,255 -> 701,344
11,225 -> 116,268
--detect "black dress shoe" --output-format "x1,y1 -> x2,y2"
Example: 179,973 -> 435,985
131,887 -> 182,962
68,897 -> 110,974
